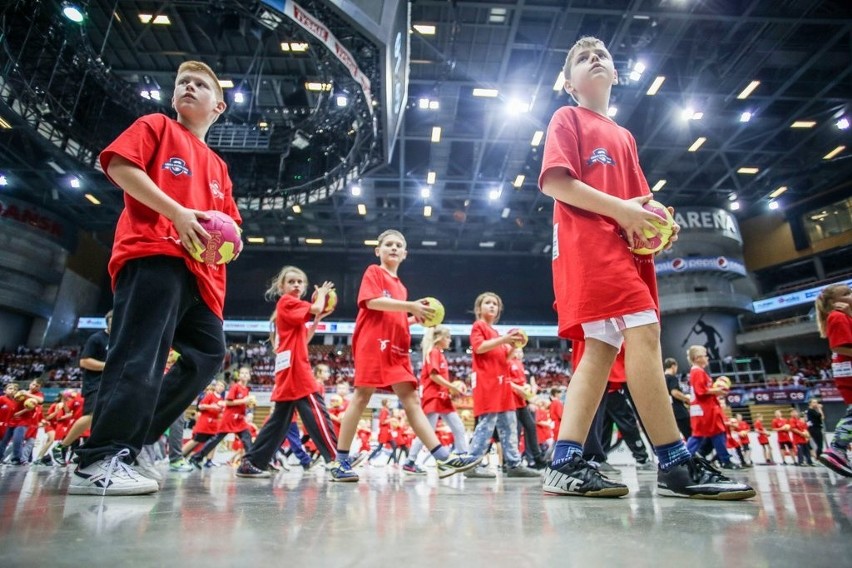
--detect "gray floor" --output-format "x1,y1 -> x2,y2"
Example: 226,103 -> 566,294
0,457 -> 849,567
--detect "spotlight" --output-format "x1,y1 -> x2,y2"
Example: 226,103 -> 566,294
61,2 -> 85,23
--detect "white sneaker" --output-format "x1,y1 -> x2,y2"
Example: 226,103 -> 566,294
68,450 -> 160,496
133,445 -> 164,487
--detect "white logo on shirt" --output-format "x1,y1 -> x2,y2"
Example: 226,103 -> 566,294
378,339 -> 390,351
552,223 -> 559,261
209,180 -> 224,199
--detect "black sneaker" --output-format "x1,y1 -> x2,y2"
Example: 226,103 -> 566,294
657,457 -> 756,500
236,459 -> 272,478
542,456 -> 629,497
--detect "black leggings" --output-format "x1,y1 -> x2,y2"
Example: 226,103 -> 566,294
194,429 -> 253,460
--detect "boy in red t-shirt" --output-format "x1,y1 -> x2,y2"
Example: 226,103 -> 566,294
772,409 -> 795,465
0,379 -> 44,465
70,61 -> 240,497
538,36 -> 753,500
0,383 -> 19,442
329,230 -> 481,481
788,409 -> 813,466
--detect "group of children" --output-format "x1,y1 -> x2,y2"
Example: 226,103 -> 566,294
55,34 -> 852,503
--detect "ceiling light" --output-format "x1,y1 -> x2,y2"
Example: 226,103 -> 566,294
336,95 -> 348,107
138,14 -> 171,25
488,7 -> 507,23
290,43 -> 308,52
769,186 -> 788,198
823,145 -> 846,160
507,99 -> 529,114
681,108 -> 695,120
84,193 -> 100,205
429,100 -> 439,110
473,88 -> 499,97
629,71 -> 641,82
740,112 -> 752,123
531,131 -> 544,146
305,238 -> 323,245
692,112 -> 703,120
423,205 -> 432,217
364,240 -> 379,246
501,207 -> 510,219
413,24 -> 436,35
431,126 -> 441,142
488,189 -> 501,200
418,98 -> 429,109
422,240 -> 437,247
768,201 -> 779,210
305,82 -> 332,92
233,92 -> 245,104
836,117 -> 850,130
292,204 -> 302,214
513,174 -> 525,188
247,237 -> 265,244
69,177 -> 81,188
730,201 -> 740,211
420,187 -> 431,199
553,71 -> 565,91
62,2 -> 85,23
646,76 -> 665,95
607,106 -> 618,117
258,120 -> 268,129
357,203 -> 367,215
0,175 -> 7,186
651,179 -> 667,192
479,241 -> 496,248
350,185 -> 361,196
633,62 -> 646,74
0,116 -> 11,129
47,161 -> 65,174
426,171 -> 436,184
218,80 -> 234,89
737,167 -> 759,174
791,120 -> 816,128
688,137 -> 707,152
736,80 -> 760,100
728,193 -> 738,201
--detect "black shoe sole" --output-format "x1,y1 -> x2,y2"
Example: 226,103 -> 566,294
657,487 -> 756,500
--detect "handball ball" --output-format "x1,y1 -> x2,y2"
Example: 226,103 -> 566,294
189,211 -> 244,265
632,200 -> 675,255
24,398 -> 38,409
713,376 -> 732,390
311,289 -> 338,313
420,297 -> 445,327
508,328 -> 528,348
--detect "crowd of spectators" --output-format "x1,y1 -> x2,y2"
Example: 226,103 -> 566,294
782,353 -> 832,386
0,346 -> 82,387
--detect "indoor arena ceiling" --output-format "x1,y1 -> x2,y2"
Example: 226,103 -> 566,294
1,0 -> 851,256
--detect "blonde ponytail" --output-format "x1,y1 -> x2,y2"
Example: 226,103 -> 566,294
815,284 -> 849,338
421,325 -> 450,359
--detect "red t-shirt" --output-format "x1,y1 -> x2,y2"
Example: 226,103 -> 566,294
825,310 -> 852,384
99,113 -> 242,319
377,407 -> 392,444
218,383 -> 250,433
754,419 -> 769,445
352,265 -> 416,388
689,366 -> 725,437
535,406 -> 551,442
549,398 -> 563,436
0,395 -> 15,436
271,294 -> 315,402
539,106 -> 658,341
737,420 -> 750,444
11,391 -> 43,429
470,320 -> 516,416
329,406 -> 345,437
507,359 -> 527,409
421,347 -> 455,414
790,417 -> 809,445
69,394 -> 84,420
772,417 -> 791,443
194,392 -> 222,435
25,406 -> 42,439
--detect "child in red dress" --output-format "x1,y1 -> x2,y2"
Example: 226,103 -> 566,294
329,229 -> 481,481
753,413 -> 773,464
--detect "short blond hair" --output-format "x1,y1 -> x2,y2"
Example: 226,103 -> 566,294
562,36 -> 608,81
686,345 -> 706,365
377,229 -> 406,247
177,60 -> 223,101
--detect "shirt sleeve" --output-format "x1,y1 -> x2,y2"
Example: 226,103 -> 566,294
827,312 -> 852,350
539,108 -> 581,187
357,265 -> 385,309
470,321 -> 488,352
690,368 -> 709,397
425,349 -> 441,379
99,114 -> 165,185
277,295 -> 312,327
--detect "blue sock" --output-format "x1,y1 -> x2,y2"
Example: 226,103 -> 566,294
336,449 -> 350,463
656,440 -> 690,471
431,445 -> 450,461
551,440 -> 583,468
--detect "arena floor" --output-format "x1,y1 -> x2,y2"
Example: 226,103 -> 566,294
0,451 -> 849,567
